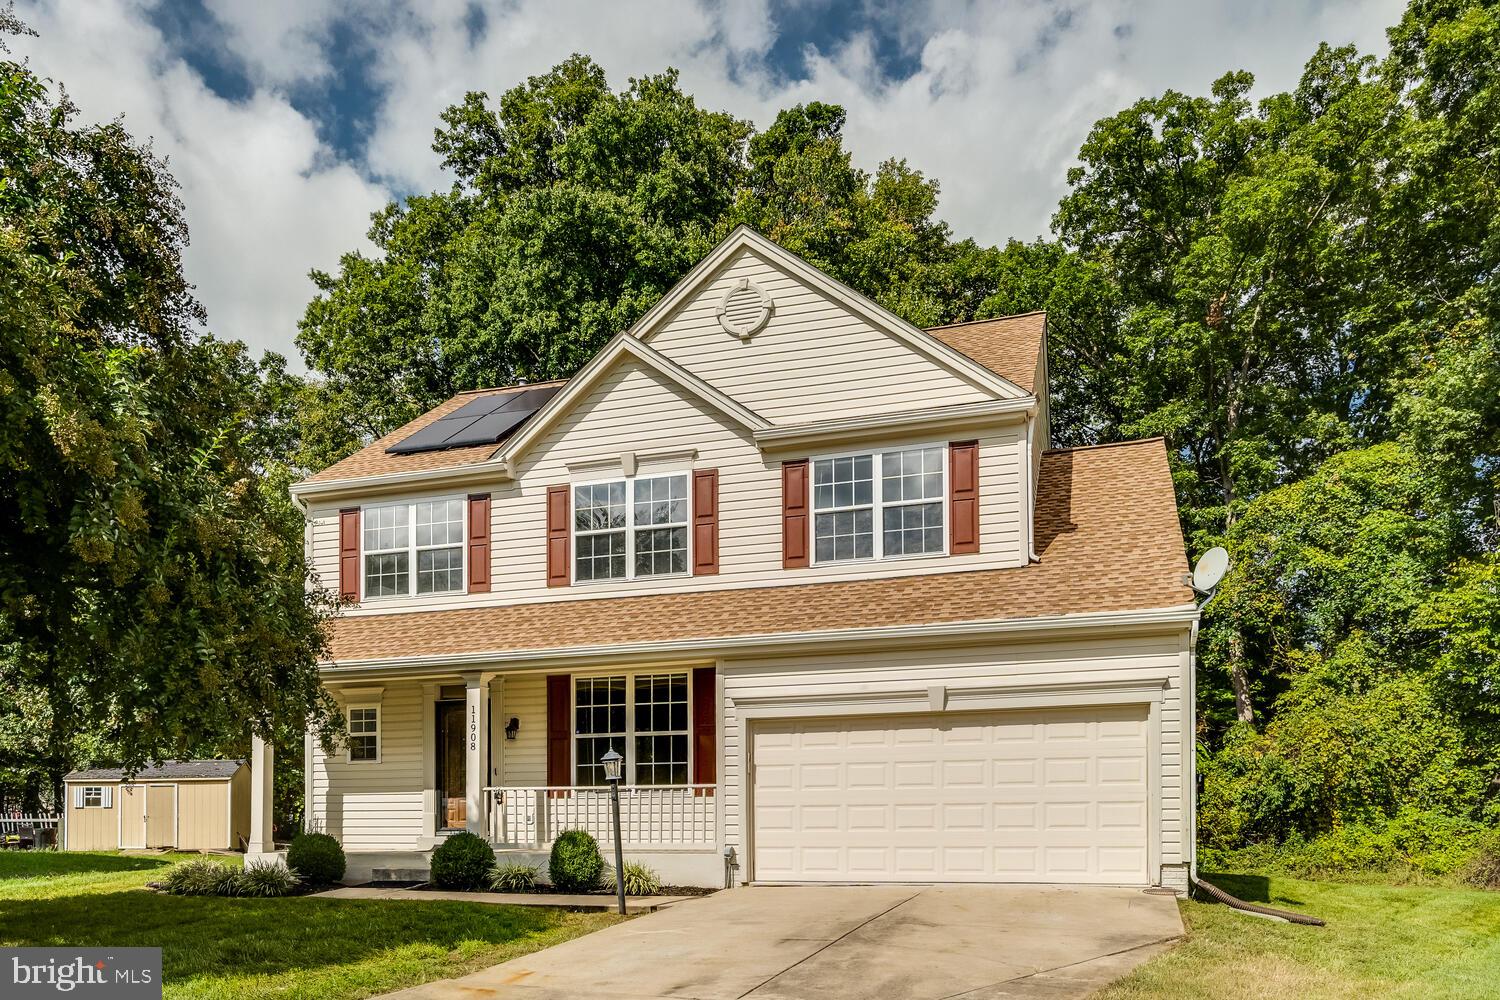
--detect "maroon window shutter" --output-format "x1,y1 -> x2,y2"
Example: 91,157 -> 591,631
692,666 -> 716,786
950,441 -> 980,554
692,469 -> 719,575
546,674 -> 571,787
546,486 -> 570,587
338,507 -> 360,602
781,459 -> 810,569
467,493 -> 491,593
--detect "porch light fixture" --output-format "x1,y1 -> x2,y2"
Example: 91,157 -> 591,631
504,717 -> 520,741
601,748 -> 627,915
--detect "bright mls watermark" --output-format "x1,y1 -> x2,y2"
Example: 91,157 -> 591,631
3,949 -> 161,998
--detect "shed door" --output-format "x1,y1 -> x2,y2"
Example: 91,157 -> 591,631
751,705 -> 1151,884
119,785 -> 145,849
145,785 -> 176,848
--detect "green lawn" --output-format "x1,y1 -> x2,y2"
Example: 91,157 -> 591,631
1099,873 -> 1500,1000
0,851 -> 619,1000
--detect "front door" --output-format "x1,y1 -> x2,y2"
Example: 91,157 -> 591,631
119,785 -> 145,849
145,784 -> 175,849
436,701 -> 467,830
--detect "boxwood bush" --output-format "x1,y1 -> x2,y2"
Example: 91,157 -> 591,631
549,829 -> 603,891
430,831 -> 495,890
286,832 -> 346,884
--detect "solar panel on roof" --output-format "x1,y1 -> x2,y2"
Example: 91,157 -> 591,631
385,384 -> 562,455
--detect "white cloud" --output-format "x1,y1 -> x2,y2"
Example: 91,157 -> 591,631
11,0 -> 1407,363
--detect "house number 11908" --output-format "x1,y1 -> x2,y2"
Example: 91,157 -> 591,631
469,704 -> 478,751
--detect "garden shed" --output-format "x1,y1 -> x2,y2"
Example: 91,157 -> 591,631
62,760 -> 251,852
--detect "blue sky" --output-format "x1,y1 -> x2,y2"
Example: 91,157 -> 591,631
14,0 -> 1403,362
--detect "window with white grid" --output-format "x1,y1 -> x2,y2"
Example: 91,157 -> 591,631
362,499 -> 465,598
881,446 -> 946,556
574,482 -> 627,582
633,476 -> 688,577
573,474 -> 689,583
812,446 -> 945,562
574,672 -> 692,786
634,673 -> 689,785
574,676 -> 626,785
348,706 -> 380,762
82,787 -> 103,807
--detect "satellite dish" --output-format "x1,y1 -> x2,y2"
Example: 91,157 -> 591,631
1192,546 -> 1230,593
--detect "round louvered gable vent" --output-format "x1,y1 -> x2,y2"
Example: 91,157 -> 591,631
716,278 -> 774,340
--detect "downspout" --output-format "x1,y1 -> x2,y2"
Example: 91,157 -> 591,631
1022,412 -> 1039,563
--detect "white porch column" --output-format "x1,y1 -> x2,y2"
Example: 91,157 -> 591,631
248,734 -> 274,855
421,683 -> 438,842
464,672 -> 496,837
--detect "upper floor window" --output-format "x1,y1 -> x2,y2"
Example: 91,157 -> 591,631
363,499 -> 465,598
813,446 -> 945,563
573,474 -> 688,582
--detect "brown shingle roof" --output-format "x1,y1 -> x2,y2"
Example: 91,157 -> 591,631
326,438 -> 1190,663
926,312 -> 1046,394
300,315 -> 1046,487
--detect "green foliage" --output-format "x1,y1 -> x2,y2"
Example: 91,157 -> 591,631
548,829 -> 603,892
230,860 -> 301,898
600,861 -> 661,896
1199,809 -> 1487,882
0,16 -> 340,805
429,831 -> 495,891
488,862 -> 540,893
1461,829 -> 1500,890
286,832 -> 346,885
161,859 -> 239,897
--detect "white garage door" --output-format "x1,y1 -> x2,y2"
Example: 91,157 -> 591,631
751,705 -> 1151,884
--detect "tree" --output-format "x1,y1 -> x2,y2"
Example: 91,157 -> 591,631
0,19 -> 338,802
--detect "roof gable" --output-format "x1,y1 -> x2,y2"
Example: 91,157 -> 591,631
633,228 -> 1031,412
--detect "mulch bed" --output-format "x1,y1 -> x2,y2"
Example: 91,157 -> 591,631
404,882 -> 718,898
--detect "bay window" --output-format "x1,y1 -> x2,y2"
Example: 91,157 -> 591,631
813,446 -> 946,563
573,474 -> 688,582
575,672 -> 690,786
362,498 -> 465,598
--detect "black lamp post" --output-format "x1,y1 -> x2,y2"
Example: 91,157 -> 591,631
601,748 -> 627,916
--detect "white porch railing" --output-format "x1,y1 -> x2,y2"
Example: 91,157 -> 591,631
483,786 -> 716,850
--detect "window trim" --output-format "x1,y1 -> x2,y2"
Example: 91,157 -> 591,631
571,670 -> 695,787
570,471 -> 693,585
82,786 -> 104,808
809,442 -> 949,566
346,703 -> 382,764
360,495 -> 468,601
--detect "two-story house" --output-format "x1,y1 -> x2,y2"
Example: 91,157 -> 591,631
254,227 -> 1199,891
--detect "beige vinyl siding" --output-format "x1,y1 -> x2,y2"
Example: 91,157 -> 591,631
176,780 -> 228,849
309,683 -> 425,850
642,247 -> 993,421
499,673 -> 548,786
311,358 -> 1028,619
718,630 -> 1189,871
65,783 -> 119,850
309,508 -> 340,594
230,766 -> 251,848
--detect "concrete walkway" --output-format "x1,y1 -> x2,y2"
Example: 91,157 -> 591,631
312,885 -> 692,913
379,884 -> 1184,1000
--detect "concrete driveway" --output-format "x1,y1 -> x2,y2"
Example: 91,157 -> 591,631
382,884 -> 1184,1000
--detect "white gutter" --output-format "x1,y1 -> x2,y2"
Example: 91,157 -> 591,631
320,604 -> 1201,676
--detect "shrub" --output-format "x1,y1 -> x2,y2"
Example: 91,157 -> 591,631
489,862 -> 540,893
162,859 -> 238,896
600,860 -> 661,896
286,832 -> 346,885
430,831 -> 495,890
1462,829 -> 1500,889
549,829 -> 603,892
231,860 -> 302,897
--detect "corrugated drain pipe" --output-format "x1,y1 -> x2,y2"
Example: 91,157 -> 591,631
1190,874 -> 1326,926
